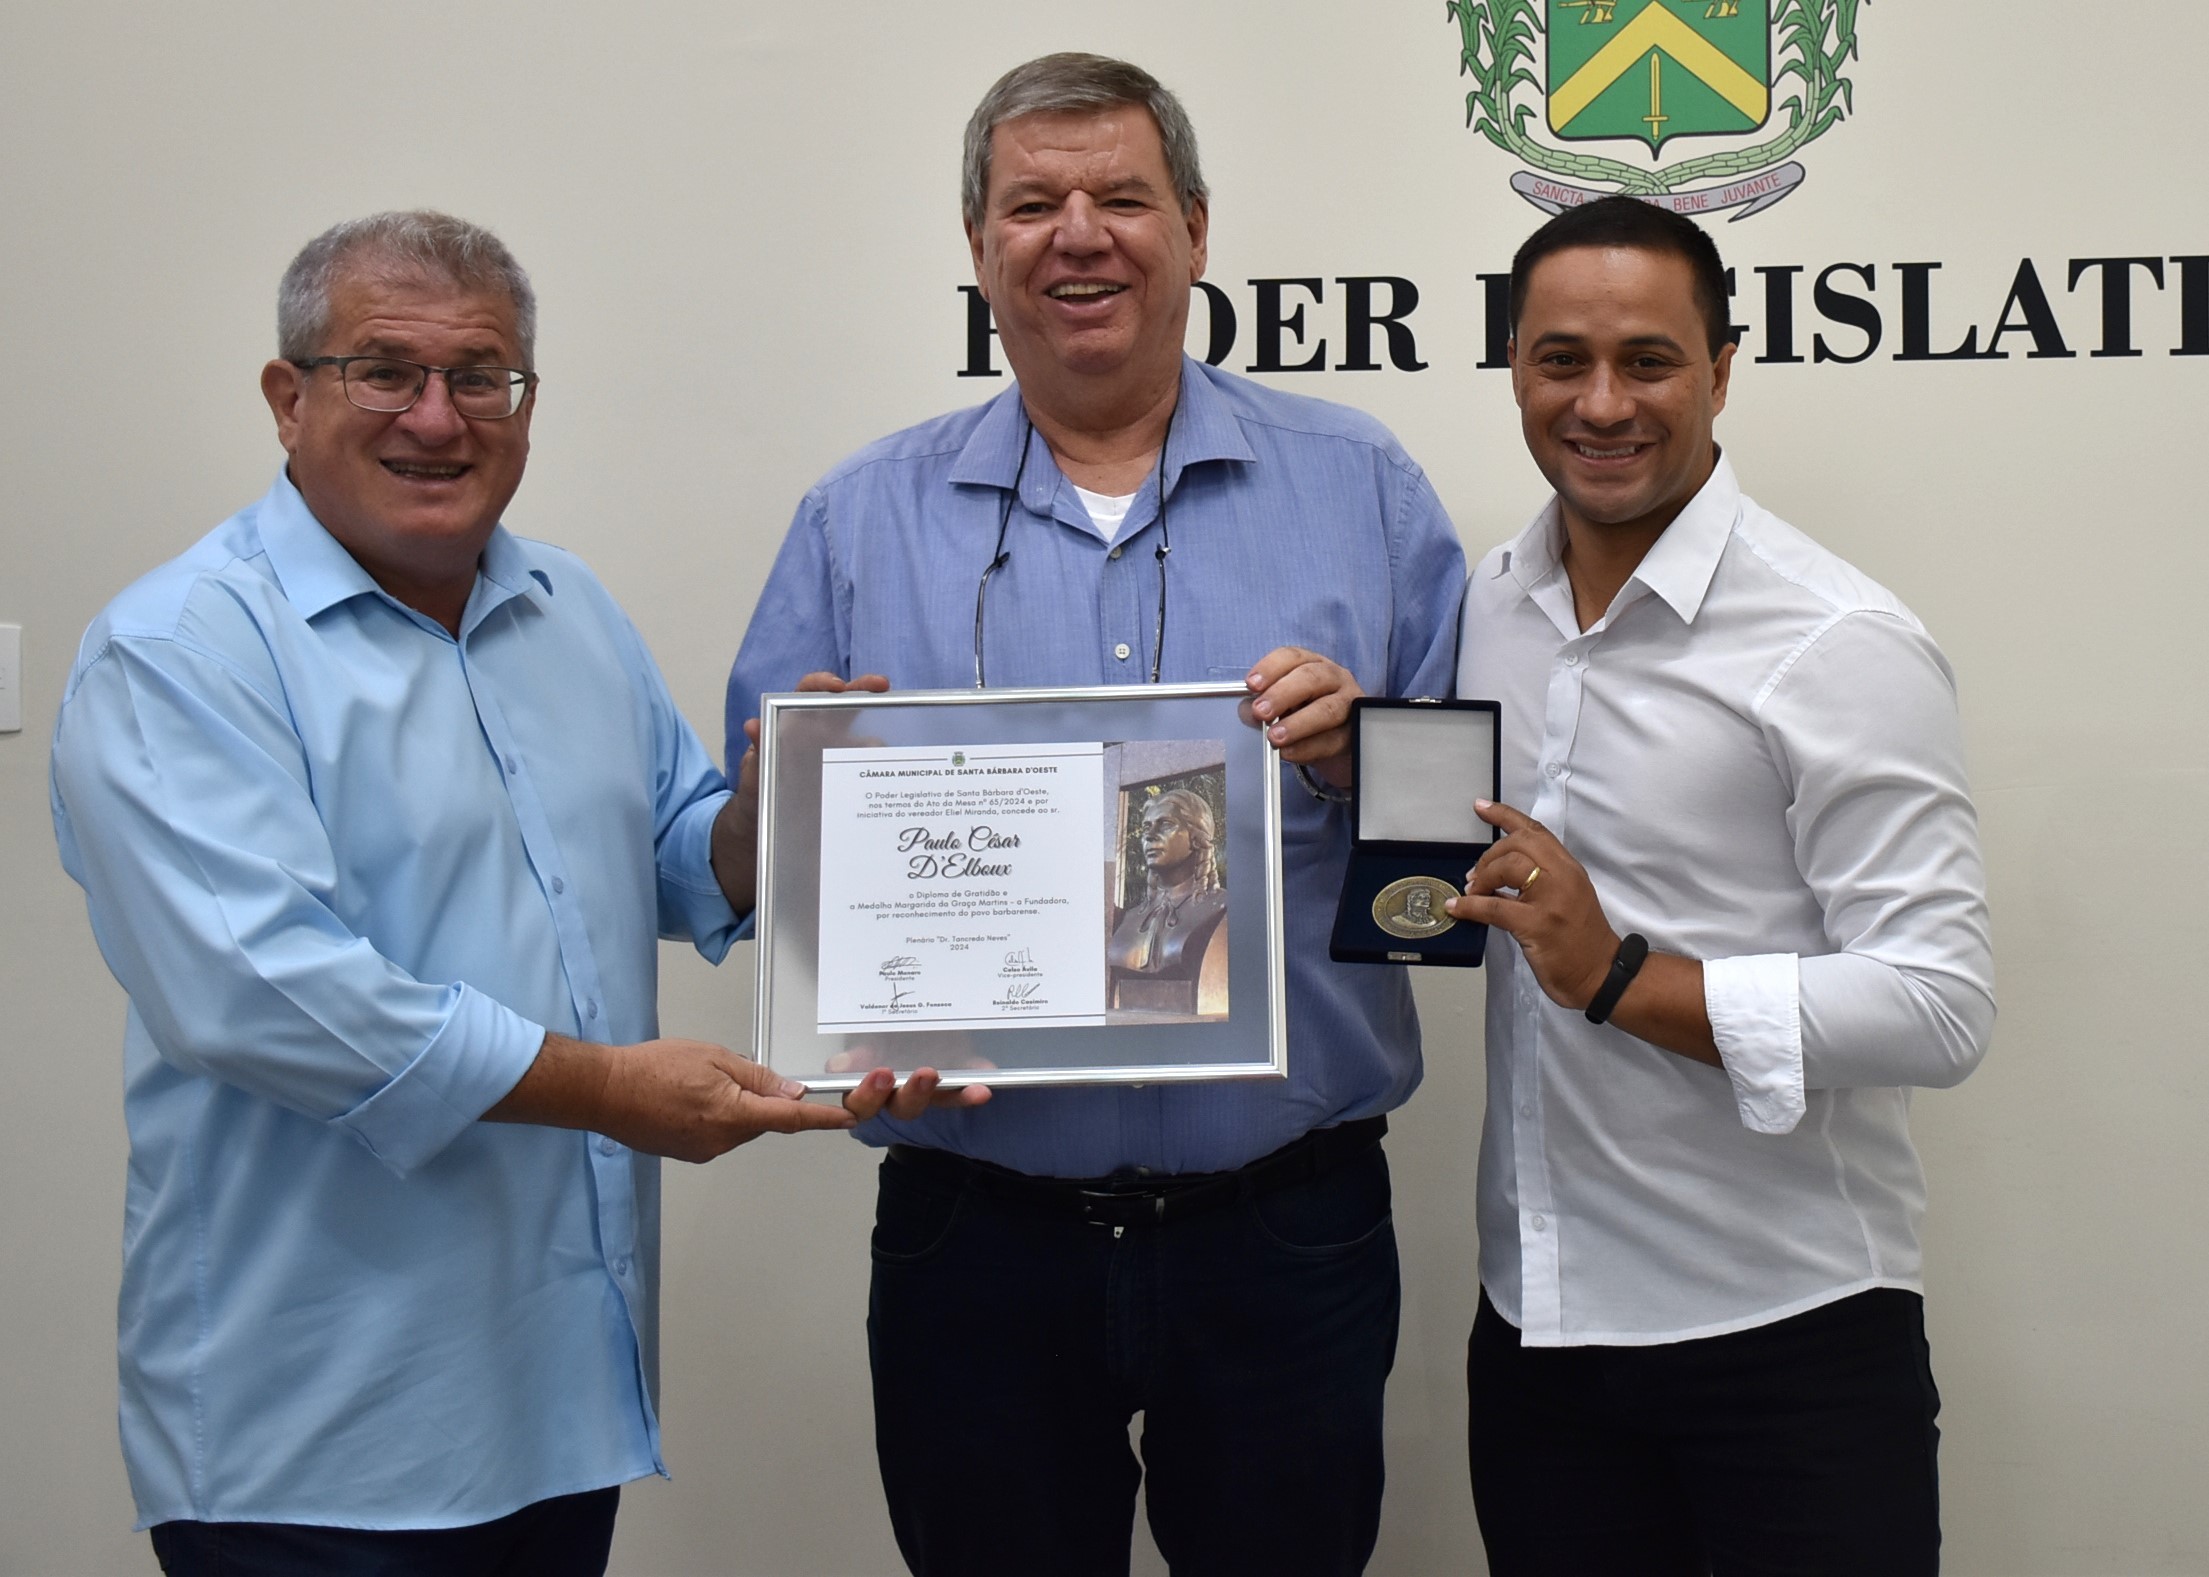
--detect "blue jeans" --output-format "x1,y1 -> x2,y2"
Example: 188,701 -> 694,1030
149,1486 -> 619,1576
867,1136 -> 1401,1577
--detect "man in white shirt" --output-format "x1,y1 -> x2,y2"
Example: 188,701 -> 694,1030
1449,196 -> 1995,1574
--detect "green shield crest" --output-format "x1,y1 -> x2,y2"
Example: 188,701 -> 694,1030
1546,1 -> 1771,154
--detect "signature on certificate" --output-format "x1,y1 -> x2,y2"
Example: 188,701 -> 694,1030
878,955 -> 921,979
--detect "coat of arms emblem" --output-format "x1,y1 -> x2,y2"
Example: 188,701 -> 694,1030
1447,0 -> 1862,220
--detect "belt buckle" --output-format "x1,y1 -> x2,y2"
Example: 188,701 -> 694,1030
1076,1187 -> 1168,1228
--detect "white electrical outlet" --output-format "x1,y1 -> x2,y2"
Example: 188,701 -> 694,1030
0,623 -> 21,733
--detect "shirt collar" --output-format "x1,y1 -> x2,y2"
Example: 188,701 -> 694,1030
254,467 -> 545,632
255,469 -> 383,621
1626,451 -> 1739,626
947,357 -> 1259,514
1503,451 -> 1741,628
461,525 -> 551,636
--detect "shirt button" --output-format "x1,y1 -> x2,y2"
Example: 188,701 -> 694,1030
1113,642 -> 1131,660
503,755 -> 518,775
598,1135 -> 619,1156
1518,1102 -> 1533,1118
1109,545 -> 1124,560
1564,652 -> 1580,667
613,1256 -> 631,1277
586,999 -> 600,1021
551,877 -> 566,895
1531,1214 -> 1548,1232
1545,762 -> 1562,778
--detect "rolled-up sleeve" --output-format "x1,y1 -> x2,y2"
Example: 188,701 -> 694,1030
1705,951 -> 1804,1134
52,636 -> 544,1175
1705,610 -> 1996,1132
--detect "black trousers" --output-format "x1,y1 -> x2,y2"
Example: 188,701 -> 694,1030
867,1138 -> 1401,1577
149,1486 -> 619,1576
1468,1288 -> 1942,1577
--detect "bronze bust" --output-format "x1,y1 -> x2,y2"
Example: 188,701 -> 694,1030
1107,787 -> 1229,1014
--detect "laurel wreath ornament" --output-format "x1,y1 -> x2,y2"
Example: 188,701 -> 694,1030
1447,0 -> 1863,193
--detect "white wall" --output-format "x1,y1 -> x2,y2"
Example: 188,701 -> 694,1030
2,3 -> 2203,1573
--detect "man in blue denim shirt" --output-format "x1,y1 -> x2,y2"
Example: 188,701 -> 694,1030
723,56 -> 1466,1577
51,211 -> 959,1577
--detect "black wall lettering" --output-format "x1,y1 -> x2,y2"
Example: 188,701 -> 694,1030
1192,281 -> 1237,367
1895,262 -> 1994,361
957,285 -> 1001,378
1984,260 -> 2075,359
1335,277 -> 1428,371
1756,265 -> 1805,364
1478,272 -> 1513,370
1248,278 -> 1328,373
2170,256 -> 2209,356
1813,263 -> 1881,364
2067,257 -> 2164,359
958,255 -> 2209,373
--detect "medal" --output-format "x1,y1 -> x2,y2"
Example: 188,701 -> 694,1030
1372,875 -> 1459,939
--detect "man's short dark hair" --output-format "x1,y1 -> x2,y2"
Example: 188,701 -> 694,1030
1509,196 -> 1733,358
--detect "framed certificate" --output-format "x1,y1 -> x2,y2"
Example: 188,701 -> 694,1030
754,683 -> 1287,1089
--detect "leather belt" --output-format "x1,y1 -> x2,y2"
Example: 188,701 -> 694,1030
885,1115 -> 1386,1230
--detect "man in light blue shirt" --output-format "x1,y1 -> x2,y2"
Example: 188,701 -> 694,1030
51,210 -> 961,1576
724,56 -> 1465,1577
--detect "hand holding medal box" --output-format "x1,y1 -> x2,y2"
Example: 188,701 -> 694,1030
1329,698 -> 1502,967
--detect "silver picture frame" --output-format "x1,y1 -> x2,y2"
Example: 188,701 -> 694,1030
754,683 -> 1287,1090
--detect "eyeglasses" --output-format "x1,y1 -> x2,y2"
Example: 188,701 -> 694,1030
974,404 -> 1175,689
291,356 -> 537,419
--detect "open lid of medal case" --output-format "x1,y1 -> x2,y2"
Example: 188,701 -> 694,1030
1328,697 -> 1501,968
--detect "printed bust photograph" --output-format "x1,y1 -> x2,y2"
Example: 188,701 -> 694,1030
1107,778 -> 1229,1019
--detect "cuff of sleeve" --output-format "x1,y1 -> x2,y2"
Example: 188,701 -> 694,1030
1704,953 -> 1805,1136
336,985 -> 546,1176
661,789 -> 742,965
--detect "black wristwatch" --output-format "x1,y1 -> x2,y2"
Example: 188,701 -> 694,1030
1583,933 -> 1650,1025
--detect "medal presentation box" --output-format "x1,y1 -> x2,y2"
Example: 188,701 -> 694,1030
754,683 -> 1287,1090
1329,698 -> 1501,968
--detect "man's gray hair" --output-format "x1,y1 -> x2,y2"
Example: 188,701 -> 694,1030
276,210 -> 537,367
961,53 -> 1208,230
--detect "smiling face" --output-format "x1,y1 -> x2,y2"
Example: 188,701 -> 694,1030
1510,244 -> 1732,545
966,106 -> 1208,416
260,270 -> 533,626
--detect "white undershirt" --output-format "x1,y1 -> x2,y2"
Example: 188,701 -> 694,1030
1072,484 -> 1138,544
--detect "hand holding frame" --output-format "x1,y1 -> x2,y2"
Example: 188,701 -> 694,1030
1241,645 -> 1364,786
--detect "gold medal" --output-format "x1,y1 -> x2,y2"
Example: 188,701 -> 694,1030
1372,875 -> 1459,940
